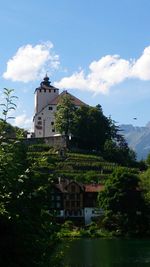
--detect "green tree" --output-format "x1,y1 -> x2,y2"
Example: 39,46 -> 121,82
0,88 -> 18,122
0,120 -> 27,139
103,138 -> 136,166
74,105 -> 111,151
0,137 -> 61,267
98,168 -> 148,235
55,94 -> 76,137
140,168 -> 150,206
146,153 -> 150,167
0,90 -> 61,266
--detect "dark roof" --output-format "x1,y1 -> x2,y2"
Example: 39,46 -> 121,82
34,76 -> 59,93
53,179 -> 103,193
49,90 -> 87,106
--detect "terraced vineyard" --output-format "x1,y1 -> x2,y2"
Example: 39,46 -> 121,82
26,143 -> 138,184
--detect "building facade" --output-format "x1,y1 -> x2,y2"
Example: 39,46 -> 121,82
50,179 -> 104,225
33,75 -> 86,138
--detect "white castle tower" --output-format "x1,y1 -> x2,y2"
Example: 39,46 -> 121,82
33,75 -> 59,137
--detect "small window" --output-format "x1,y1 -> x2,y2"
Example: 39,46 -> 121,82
51,121 -> 54,125
51,195 -> 54,201
49,107 -> 53,110
44,89 -> 46,93
56,202 -> 61,208
66,201 -> 69,208
76,201 -> 80,207
50,202 -> 55,208
71,185 -> 76,192
74,210 -> 78,216
56,195 -> 61,201
54,89 -> 56,93
39,89 -> 41,92
70,194 -> 75,200
71,201 -> 75,207
49,89 -> 51,93
57,210 -> 61,215
65,194 -> 69,200
37,121 -> 42,125
52,129 -> 55,132
38,117 -> 41,120
77,194 -> 80,199
69,210 -> 72,216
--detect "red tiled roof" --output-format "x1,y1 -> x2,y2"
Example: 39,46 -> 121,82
85,184 -> 104,192
49,91 -> 87,106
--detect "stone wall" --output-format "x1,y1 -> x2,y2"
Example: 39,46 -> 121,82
23,135 -> 67,148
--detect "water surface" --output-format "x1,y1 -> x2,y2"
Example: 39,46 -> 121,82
62,238 -> 150,267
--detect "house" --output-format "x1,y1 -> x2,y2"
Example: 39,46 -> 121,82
33,75 -> 86,138
50,179 -> 104,225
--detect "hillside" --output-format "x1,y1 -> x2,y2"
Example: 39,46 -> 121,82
27,143 -> 138,184
120,123 -> 150,160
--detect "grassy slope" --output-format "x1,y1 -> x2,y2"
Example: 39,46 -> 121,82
26,144 -> 137,184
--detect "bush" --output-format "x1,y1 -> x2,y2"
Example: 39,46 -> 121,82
28,144 -> 52,152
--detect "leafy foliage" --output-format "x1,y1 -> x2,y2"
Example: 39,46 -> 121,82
55,96 -> 137,166
0,134 -> 60,266
73,104 -> 112,151
0,88 -> 18,122
98,168 -> 149,235
55,94 -> 76,136
0,120 -> 27,138
140,168 -> 150,207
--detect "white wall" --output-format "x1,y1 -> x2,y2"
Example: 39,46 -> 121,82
34,105 -> 58,137
35,88 -> 59,113
84,207 -> 103,225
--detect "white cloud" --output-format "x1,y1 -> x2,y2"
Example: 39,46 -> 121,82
12,114 -> 32,129
131,46 -> 150,80
3,42 -> 60,82
55,45 -> 150,94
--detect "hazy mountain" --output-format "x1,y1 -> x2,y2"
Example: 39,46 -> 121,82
120,122 -> 150,160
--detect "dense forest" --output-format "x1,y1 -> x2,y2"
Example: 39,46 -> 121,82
0,91 -> 150,266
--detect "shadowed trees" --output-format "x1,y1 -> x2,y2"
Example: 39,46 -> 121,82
98,168 -> 148,235
55,95 -> 136,166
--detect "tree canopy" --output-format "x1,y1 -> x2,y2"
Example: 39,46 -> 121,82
98,168 -> 148,235
73,104 -> 112,151
0,89 -> 61,267
55,95 -> 137,166
55,94 -> 76,136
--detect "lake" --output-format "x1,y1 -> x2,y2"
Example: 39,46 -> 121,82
62,238 -> 150,267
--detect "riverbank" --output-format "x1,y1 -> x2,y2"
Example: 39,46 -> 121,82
57,221 -> 150,239
57,221 -> 116,239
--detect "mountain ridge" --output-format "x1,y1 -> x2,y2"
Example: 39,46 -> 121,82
120,123 -> 150,160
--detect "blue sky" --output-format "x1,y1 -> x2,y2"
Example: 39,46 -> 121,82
1,0 -> 150,129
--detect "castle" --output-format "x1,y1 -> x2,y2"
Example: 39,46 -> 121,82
33,75 -> 86,138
